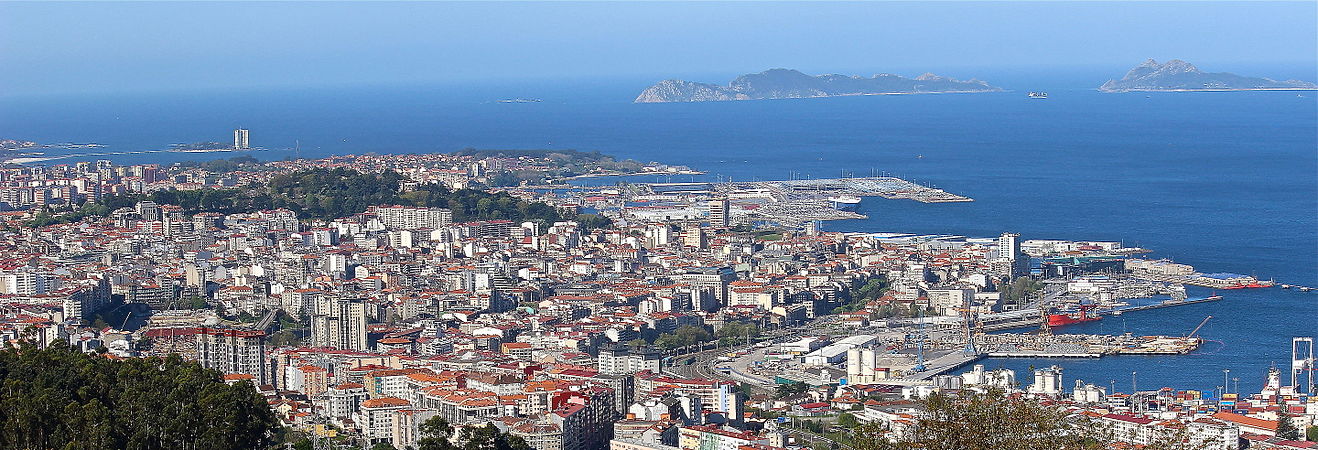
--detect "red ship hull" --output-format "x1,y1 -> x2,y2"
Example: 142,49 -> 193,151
1047,313 -> 1101,327
1222,283 -> 1272,290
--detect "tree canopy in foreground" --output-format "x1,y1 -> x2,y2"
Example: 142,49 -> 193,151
851,389 -> 1209,450
0,343 -> 279,450
416,417 -> 531,450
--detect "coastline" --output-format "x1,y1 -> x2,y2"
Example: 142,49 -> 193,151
562,169 -> 705,180
4,147 -> 262,165
634,89 -> 1005,104
1098,87 -> 1317,93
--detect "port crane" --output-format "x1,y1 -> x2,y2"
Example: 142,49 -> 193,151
1186,315 -> 1213,339
1036,299 -> 1052,335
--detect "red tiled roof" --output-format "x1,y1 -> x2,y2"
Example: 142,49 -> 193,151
1212,411 -> 1277,431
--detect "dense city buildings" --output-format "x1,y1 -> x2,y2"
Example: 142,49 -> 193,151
0,153 -> 1312,449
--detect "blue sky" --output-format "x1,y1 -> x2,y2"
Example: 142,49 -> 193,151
2,1 -> 1315,95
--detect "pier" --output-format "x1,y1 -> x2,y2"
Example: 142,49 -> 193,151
976,333 -> 1202,357
596,175 -> 974,226
718,176 -> 973,204
902,351 -> 984,380
1107,295 -> 1222,314
559,173 -> 977,225
1132,272 -> 1274,289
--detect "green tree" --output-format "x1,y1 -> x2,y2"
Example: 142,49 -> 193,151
852,389 -> 1211,450
269,330 -> 302,347
1276,414 -> 1300,440
654,325 -> 713,350
1306,425 -> 1318,442
838,412 -> 860,428
717,322 -> 761,346
371,442 -> 400,450
184,295 -> 209,309
417,417 -> 530,450
775,381 -> 810,398
32,167 -> 615,230
852,388 -> 1104,450
998,277 -> 1043,304
575,213 -> 613,232
840,277 -> 888,313
0,343 -> 279,449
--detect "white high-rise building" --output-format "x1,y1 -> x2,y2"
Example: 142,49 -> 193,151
996,232 -> 1029,278
597,343 -> 662,376
369,205 -> 453,230
311,297 -> 368,351
233,128 -> 250,149
996,232 -> 1021,262
195,327 -> 269,384
707,198 -> 729,228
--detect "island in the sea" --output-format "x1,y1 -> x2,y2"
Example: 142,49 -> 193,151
634,68 -> 1001,103
1099,59 -> 1317,93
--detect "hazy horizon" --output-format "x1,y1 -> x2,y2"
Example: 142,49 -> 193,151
2,1 -> 1315,97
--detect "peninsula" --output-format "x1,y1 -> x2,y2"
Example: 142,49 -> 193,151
1099,59 -> 1317,93
634,68 -> 1001,103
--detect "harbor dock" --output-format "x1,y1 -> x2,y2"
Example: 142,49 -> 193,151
977,333 -> 1202,358
1108,295 -> 1222,314
654,176 -> 971,226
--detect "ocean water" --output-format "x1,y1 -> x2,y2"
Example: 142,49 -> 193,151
2,73 -> 1315,395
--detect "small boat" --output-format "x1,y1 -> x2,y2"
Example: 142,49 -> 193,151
1281,284 -> 1292,289
1027,92 -> 1048,99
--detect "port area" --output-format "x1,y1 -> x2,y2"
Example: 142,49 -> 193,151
969,294 -> 1222,332
671,318 -> 1200,392
720,176 -> 973,204
572,175 -> 973,227
1111,295 -> 1221,314
977,333 -> 1202,358
1130,270 -> 1275,289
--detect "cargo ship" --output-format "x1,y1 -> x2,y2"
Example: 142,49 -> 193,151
1047,305 -> 1100,327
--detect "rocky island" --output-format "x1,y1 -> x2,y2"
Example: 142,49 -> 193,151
634,68 -> 1000,103
1099,59 -> 1317,93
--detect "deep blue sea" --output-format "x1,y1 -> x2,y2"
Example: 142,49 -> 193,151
2,70 -> 1315,395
